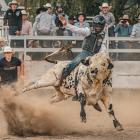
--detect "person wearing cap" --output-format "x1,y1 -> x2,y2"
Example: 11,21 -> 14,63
114,15 -> 132,37
114,15 -> 132,60
99,2 -> 115,37
73,12 -> 90,47
3,0 -> 22,36
131,15 -> 140,38
0,46 -> 23,85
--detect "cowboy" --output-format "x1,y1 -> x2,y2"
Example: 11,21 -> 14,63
0,46 -> 24,85
99,2 -> 115,37
3,0 -> 22,36
57,15 -> 106,91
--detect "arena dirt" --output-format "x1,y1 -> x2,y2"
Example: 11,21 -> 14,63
0,85 -> 140,140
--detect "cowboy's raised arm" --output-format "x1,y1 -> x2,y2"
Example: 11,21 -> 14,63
59,16 -> 91,36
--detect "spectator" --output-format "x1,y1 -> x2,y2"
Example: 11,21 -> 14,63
33,6 -> 55,47
4,0 -> 22,48
0,46 -> 24,85
131,15 -> 140,49
53,3 -> 69,36
3,0 -> 22,36
0,37 -> 6,59
114,15 -> 132,60
74,12 -> 90,36
114,15 -> 132,37
21,10 -> 32,36
73,12 -> 90,47
131,15 -> 140,38
99,2 -> 115,37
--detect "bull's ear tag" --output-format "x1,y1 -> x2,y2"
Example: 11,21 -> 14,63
81,59 -> 90,66
108,63 -> 114,69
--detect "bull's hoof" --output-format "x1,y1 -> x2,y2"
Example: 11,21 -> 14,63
93,103 -> 102,112
113,120 -> 124,131
81,116 -> 87,123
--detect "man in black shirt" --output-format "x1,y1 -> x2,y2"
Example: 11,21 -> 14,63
4,0 -> 22,35
0,46 -> 23,85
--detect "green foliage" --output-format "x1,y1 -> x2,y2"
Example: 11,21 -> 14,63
22,0 -> 140,22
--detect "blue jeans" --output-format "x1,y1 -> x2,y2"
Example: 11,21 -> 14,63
62,50 -> 93,78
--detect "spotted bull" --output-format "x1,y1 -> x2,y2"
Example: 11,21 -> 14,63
23,52 -> 123,131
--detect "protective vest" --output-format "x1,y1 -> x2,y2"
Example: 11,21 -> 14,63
82,32 -> 105,54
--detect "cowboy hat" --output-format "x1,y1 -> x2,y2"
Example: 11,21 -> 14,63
3,46 -> 13,53
21,10 -> 27,15
8,0 -> 18,7
99,3 -> 112,10
44,3 -> 52,8
76,12 -> 86,21
121,15 -> 129,20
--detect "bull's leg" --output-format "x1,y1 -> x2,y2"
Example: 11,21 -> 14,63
23,80 -> 55,93
101,91 -> 123,131
78,92 -> 86,123
50,87 -> 65,103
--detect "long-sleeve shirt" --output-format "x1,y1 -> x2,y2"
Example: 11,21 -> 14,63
65,24 -> 107,53
21,20 -> 33,35
114,24 -> 132,37
73,21 -> 90,37
33,11 -> 55,35
4,9 -> 22,31
99,12 -> 115,28
131,23 -> 140,37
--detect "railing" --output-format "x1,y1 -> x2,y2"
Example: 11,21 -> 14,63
1,24 -> 140,61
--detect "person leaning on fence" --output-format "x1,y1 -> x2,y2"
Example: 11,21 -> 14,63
73,12 -> 90,48
0,37 -> 7,59
99,2 -> 115,37
3,0 -> 22,36
130,15 -> 140,49
131,15 -> 140,38
33,6 -> 55,48
56,15 -> 106,92
0,46 -> 24,85
114,15 -> 133,60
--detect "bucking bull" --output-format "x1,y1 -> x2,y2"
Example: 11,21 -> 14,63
23,52 -> 123,131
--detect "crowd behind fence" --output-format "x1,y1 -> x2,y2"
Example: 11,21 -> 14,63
0,16 -> 140,61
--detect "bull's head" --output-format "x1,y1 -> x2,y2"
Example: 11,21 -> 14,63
81,53 -> 113,80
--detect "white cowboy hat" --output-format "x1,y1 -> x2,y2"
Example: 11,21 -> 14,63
44,3 -> 52,8
21,10 -> 27,15
8,0 -> 18,7
3,46 -> 13,53
99,3 -> 112,10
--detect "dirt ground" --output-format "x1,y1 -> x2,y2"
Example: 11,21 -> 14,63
0,88 -> 140,140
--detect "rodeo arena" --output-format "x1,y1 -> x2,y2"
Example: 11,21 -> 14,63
0,0 -> 140,140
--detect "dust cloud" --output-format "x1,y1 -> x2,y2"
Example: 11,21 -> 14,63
0,85 -> 140,139
0,86 -> 77,136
